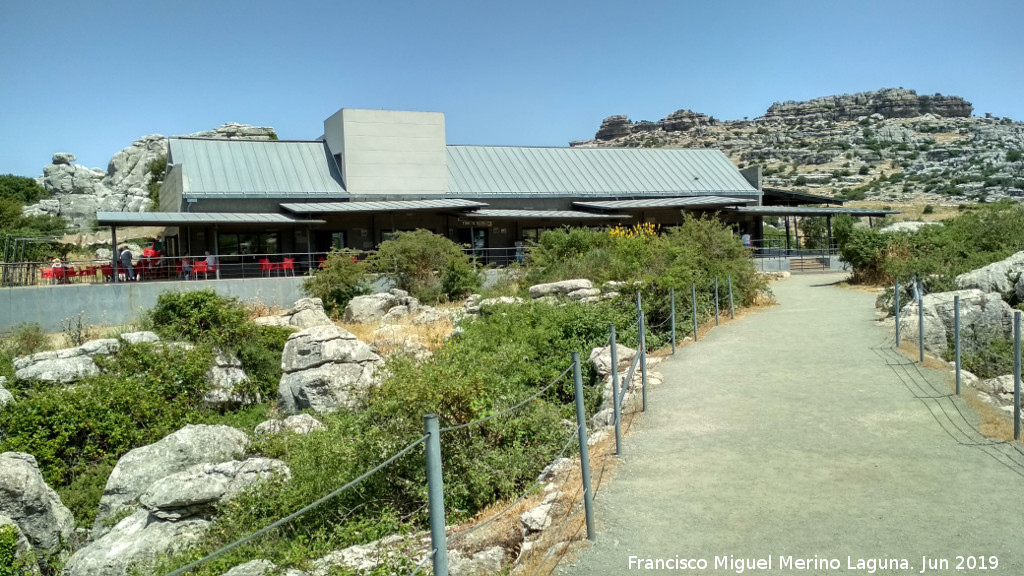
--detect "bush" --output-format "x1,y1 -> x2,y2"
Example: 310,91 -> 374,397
922,204 -> 935,215
1006,149 -> 1022,162
234,324 -> 292,399
148,289 -> 249,345
301,250 -> 371,316
794,175 -> 807,185
858,165 -> 870,175
369,230 -> 480,302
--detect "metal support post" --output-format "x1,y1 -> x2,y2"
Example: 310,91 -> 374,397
691,283 -> 698,342
1014,311 -> 1021,441
714,277 -> 720,326
728,276 -> 735,319
894,278 -> 900,345
424,414 -> 449,576
636,292 -> 648,412
111,226 -> 119,284
954,295 -> 961,396
610,325 -> 622,455
917,278 -> 924,363
670,287 -> 676,354
571,352 -> 596,541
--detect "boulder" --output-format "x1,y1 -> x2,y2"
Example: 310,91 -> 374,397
0,376 -> 13,407
95,425 -> 249,530
528,279 -> 594,299
118,331 -> 160,345
204,350 -> 252,407
254,414 -> 325,436
278,325 -> 383,413
567,288 -> 602,300
898,289 -> 1014,357
66,510 -> 209,576
588,344 -> 637,379
520,503 -> 553,534
0,452 -> 75,557
218,560 -> 285,576
381,305 -> 410,323
449,546 -> 505,576
412,307 -> 446,324
343,294 -> 399,323
140,458 -> 290,521
955,251 -> 1024,301
13,338 -> 123,384
287,297 -> 333,328
978,375 -> 1017,404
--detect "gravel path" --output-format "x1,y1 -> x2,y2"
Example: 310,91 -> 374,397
556,273 -> 1024,575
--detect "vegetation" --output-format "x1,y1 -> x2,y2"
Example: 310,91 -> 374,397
301,249 -> 371,316
367,229 -> 481,302
0,174 -> 69,263
146,154 -> 167,208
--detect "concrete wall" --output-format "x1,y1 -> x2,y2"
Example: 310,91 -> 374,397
0,278 -> 305,333
323,109 -> 448,196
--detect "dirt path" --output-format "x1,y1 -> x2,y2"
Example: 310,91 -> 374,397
556,273 -> 1024,575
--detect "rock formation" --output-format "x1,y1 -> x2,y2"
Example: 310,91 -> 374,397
0,452 -> 75,562
763,88 -> 972,123
23,123 -> 277,229
277,324 -> 383,413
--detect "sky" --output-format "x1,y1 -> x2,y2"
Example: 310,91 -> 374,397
2,0 -> 1022,177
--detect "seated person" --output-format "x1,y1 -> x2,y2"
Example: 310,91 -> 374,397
181,254 -> 193,279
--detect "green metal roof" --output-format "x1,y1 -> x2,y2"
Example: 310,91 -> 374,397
446,146 -> 759,198
726,206 -> 900,217
573,196 -> 754,211
169,138 -> 347,199
96,212 -> 325,226
281,199 -> 486,214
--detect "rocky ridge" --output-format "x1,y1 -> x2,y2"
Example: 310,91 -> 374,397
23,123 -> 276,229
575,88 -> 1024,205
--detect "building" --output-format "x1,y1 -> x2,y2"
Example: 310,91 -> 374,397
97,108 -> 889,276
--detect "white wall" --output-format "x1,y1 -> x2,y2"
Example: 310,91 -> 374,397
323,109 -> 447,196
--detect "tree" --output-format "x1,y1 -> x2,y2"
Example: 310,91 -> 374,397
0,174 -> 47,204
369,230 -> 480,302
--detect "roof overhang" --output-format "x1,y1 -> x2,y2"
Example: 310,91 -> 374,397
725,206 -> 900,217
762,187 -> 845,206
573,196 -> 756,211
461,209 -> 630,220
280,199 -> 487,214
96,212 -> 325,226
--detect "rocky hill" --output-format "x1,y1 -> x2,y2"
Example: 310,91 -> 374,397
573,88 -> 1024,204
23,123 -> 277,229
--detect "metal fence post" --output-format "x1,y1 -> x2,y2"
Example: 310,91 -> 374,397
610,325 -> 622,455
670,287 -> 676,354
424,414 -> 449,576
728,276 -> 735,319
636,292 -> 648,413
571,352 -> 595,541
714,277 -> 720,326
691,283 -> 698,342
1014,311 -> 1021,441
894,278 -> 900,346
917,278 -> 925,363
954,295 -> 961,396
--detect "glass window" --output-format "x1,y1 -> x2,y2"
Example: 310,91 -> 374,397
217,233 -> 240,256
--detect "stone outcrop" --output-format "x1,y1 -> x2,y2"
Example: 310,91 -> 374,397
897,289 -> 1015,357
94,424 -> 250,530
595,115 -> 633,141
140,458 -> 289,521
66,509 -> 210,576
955,250 -> 1024,302
528,279 -> 594,299
343,289 -> 423,324
204,350 -> 252,407
0,452 -> 75,558
278,325 -> 383,413
764,88 -> 972,123
0,376 -> 14,407
24,123 -> 276,229
253,297 -> 333,329
12,338 -> 120,383
254,414 -> 325,436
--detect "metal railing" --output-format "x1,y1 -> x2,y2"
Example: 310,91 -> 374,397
749,237 -> 837,259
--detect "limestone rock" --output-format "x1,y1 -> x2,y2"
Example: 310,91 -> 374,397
764,88 -> 972,123
94,424 -> 249,531
254,413 -> 325,436
449,546 -> 505,576
528,279 -> 594,299
343,293 -> 400,323
412,307 -> 446,324
51,152 -> 76,165
382,305 -> 410,323
66,509 -> 209,576
567,288 -> 601,300
204,350 -> 252,407
118,331 -> 160,345
14,355 -> 99,384
520,503 -> 553,534
278,325 -> 382,413
0,452 -> 75,557
218,560 -> 279,576
898,289 -> 1014,357
140,458 -> 289,520
595,115 -> 633,140
955,251 -> 1024,301
588,344 -> 637,379
288,297 -> 333,328
0,376 -> 13,407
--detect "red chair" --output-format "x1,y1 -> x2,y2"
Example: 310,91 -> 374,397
281,258 -> 295,276
135,260 -> 149,281
41,268 -> 53,284
52,267 -> 67,284
258,258 -> 272,277
317,256 -> 326,269
194,260 -> 209,279
100,264 -> 113,282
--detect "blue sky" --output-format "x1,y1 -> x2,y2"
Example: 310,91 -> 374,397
2,0 -> 1022,177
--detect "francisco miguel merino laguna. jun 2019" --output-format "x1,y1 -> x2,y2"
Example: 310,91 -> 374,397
626,554 -> 1000,573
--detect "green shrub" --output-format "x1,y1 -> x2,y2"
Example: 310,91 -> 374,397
858,165 -> 870,175
148,289 -> 249,345
794,175 -> 807,185
369,230 -> 479,302
301,250 -> 370,316
922,204 -> 935,215
0,524 -> 27,576
234,324 -> 292,399
1006,149 -> 1022,162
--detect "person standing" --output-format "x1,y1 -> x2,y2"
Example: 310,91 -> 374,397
119,247 -> 135,281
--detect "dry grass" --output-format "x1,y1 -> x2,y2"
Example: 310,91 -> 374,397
337,304 -> 459,356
